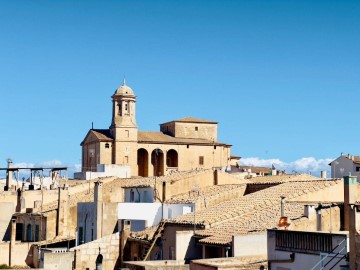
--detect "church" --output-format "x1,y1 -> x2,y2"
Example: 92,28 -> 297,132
80,81 -> 233,177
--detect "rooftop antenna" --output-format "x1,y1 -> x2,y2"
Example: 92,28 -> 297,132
123,76 -> 126,86
91,122 -> 94,130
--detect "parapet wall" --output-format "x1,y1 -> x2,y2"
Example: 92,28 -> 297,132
160,170 -> 243,201
71,232 -> 119,270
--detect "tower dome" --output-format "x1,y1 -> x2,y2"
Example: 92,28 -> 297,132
114,79 -> 134,96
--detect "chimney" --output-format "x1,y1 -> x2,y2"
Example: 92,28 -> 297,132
315,204 -> 323,231
5,159 -> 13,191
344,175 -> 358,231
304,205 -> 316,221
280,196 -> 286,217
94,181 -> 103,202
272,169 -> 277,176
321,171 -> 327,179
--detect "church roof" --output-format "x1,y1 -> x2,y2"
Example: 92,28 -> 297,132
92,129 -> 113,140
114,79 -> 135,96
161,117 -> 218,125
138,131 -> 228,146
80,129 -> 113,145
81,129 -> 230,146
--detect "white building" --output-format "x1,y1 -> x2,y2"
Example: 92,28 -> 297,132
121,185 -> 193,231
76,181 -> 194,245
74,163 -> 131,180
330,154 -> 360,179
267,229 -> 349,270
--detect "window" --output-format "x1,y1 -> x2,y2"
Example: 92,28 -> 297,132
356,167 -> 360,172
78,227 -> 84,244
143,190 -> 148,202
199,156 -> 204,165
16,223 -> 23,241
195,126 -> 198,131
125,103 -> 128,111
105,143 -> 110,149
26,224 -> 32,241
214,146 -> 217,150
187,145 -> 189,149
118,103 -> 122,116
125,130 -> 129,137
130,189 -> 135,202
124,156 -> 129,164
35,225 -> 39,242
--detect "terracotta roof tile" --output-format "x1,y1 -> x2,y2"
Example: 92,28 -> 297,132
130,224 -> 159,242
237,166 -> 272,174
192,255 -> 267,269
138,131 -> 226,145
246,174 -> 319,184
162,117 -> 218,124
166,178 -> 341,245
165,184 -> 247,204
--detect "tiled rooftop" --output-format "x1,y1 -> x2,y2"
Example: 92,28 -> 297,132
34,235 -> 75,247
103,168 -> 213,190
191,255 -> 267,269
235,165 -> 272,174
162,116 -> 218,124
166,179 -> 341,245
138,131 -> 226,145
38,169 -> 213,213
130,224 -> 159,242
165,184 -> 247,204
168,178 -> 330,226
245,173 -> 319,184
196,203 -> 306,245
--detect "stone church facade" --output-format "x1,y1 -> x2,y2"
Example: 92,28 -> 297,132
80,81 -> 232,177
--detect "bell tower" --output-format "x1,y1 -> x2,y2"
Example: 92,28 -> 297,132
110,79 -> 138,171
110,79 -> 137,133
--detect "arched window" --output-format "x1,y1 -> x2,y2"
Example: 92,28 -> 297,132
137,148 -> 149,177
166,149 -> 178,167
96,253 -> 103,270
151,149 -> 164,176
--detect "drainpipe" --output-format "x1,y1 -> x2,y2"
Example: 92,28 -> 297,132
135,188 -> 141,202
9,217 -> 16,267
83,213 -> 88,244
268,253 -> 295,270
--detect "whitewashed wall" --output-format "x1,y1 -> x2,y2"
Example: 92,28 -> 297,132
118,203 -> 194,230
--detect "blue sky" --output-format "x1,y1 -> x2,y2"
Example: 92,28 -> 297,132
0,0 -> 359,177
